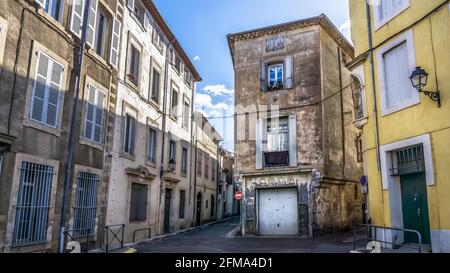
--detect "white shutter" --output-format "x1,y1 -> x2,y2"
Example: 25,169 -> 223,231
86,0 -> 98,47
84,84 -> 95,140
260,60 -> 267,91
127,0 -> 135,11
285,56 -> 294,89
144,12 -> 151,31
380,0 -> 407,20
383,42 -> 412,109
288,114 -> 297,167
70,0 -> 85,38
94,90 -> 104,143
256,118 -> 263,169
109,17 -> 121,68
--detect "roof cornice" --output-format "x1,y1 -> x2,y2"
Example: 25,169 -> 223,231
227,14 -> 354,66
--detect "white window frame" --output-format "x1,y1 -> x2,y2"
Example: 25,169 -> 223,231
376,29 -> 419,116
29,51 -> 64,128
82,82 -> 106,145
268,63 -> 284,88
373,0 -> 410,30
5,153 -> 59,251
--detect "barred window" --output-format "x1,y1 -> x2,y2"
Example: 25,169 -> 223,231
73,172 -> 99,236
12,162 -> 54,246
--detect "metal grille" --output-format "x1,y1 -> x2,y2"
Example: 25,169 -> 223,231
12,162 -> 54,246
390,145 -> 425,176
73,172 -> 99,237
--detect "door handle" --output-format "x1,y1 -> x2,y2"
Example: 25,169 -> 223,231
417,208 -> 421,216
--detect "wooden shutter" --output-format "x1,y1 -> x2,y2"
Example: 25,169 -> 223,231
288,114 -> 297,167
285,56 -> 294,89
109,17 -> 121,68
70,0 -> 85,38
260,60 -> 267,91
255,118 -> 263,169
86,0 -> 98,47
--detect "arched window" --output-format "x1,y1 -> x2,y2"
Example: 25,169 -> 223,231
351,75 -> 364,120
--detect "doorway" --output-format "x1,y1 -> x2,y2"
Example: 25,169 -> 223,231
400,172 -> 431,244
164,189 -> 172,233
196,192 -> 202,226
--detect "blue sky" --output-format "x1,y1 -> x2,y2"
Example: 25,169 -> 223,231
153,0 -> 352,151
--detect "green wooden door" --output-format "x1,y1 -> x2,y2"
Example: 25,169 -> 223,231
400,172 -> 431,245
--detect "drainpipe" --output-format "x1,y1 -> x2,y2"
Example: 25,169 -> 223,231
337,47 -> 346,179
8,7 -> 25,135
156,37 -> 176,234
188,86 -> 196,226
365,1 -> 383,225
59,0 -> 91,253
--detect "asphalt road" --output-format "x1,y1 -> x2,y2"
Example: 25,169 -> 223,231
136,218 -> 360,253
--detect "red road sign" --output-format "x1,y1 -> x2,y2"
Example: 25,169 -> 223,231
234,191 -> 243,200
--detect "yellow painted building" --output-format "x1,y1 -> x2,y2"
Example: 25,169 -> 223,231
348,0 -> 450,252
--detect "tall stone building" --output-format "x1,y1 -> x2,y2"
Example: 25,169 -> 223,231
105,0 -> 201,243
228,14 -> 364,237
0,0 -> 123,252
217,147 -> 238,220
192,112 -> 222,226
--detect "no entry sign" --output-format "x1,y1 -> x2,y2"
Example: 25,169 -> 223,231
234,191 -> 243,200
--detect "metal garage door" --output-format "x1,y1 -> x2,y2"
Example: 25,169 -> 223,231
258,187 -> 298,235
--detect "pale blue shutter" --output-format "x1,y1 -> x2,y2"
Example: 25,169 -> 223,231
84,85 -> 95,140
256,118 -> 263,169
285,56 -> 294,89
31,53 -> 50,122
86,0 -> 98,47
127,0 -> 135,11
288,114 -> 297,167
260,60 -> 267,91
94,90 -> 104,143
46,60 -> 63,127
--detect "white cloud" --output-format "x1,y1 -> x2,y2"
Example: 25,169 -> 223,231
193,56 -> 201,61
195,84 -> 235,152
202,84 -> 234,96
339,19 -> 352,44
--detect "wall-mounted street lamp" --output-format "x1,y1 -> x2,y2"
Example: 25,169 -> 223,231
168,159 -> 176,172
160,159 -> 176,177
410,66 -> 441,107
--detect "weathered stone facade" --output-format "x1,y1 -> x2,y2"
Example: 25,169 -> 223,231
228,15 -> 364,237
192,112 -> 222,225
0,0 -> 122,252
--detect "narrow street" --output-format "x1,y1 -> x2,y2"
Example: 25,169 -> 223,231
136,218 -> 359,253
